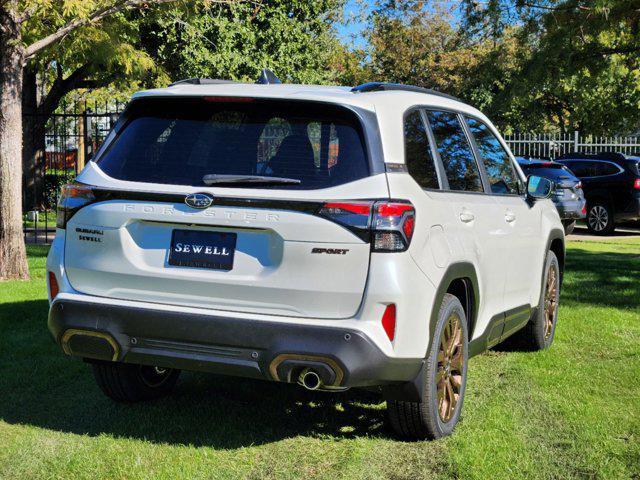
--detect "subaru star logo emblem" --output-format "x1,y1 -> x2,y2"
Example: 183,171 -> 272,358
185,193 -> 213,209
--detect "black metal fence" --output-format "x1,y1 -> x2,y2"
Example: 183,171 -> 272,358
22,99 -> 125,244
504,132 -> 640,159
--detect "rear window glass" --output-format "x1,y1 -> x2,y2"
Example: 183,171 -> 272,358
627,160 -> 640,176
97,97 -> 370,189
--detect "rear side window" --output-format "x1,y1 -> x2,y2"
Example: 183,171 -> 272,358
466,117 -> 520,194
593,162 -> 620,176
564,160 -> 619,178
426,111 -> 483,192
404,110 -> 440,189
97,97 -> 370,189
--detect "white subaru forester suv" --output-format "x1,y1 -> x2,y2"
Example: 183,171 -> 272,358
46,77 -> 564,440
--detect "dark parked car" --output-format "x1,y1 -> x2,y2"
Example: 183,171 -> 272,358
517,157 -> 586,234
556,152 -> 640,235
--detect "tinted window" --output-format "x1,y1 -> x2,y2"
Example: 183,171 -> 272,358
98,98 -> 369,189
404,110 -> 439,189
426,111 -> 483,192
593,162 -> 620,176
561,160 -> 591,178
519,166 -> 575,181
466,118 -> 519,194
626,160 -> 640,176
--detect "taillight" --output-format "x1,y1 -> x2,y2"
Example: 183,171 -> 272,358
56,182 -> 95,229
317,201 -> 372,231
575,181 -> 582,189
48,272 -> 59,299
381,304 -> 397,341
372,202 -> 415,252
317,200 -> 415,252
634,178 -> 640,190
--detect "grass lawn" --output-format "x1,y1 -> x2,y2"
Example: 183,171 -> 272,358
0,239 -> 638,479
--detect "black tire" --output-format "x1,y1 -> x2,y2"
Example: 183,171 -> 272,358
387,293 -> 469,440
509,251 -> 560,351
92,362 -> 180,402
586,202 -> 615,235
562,220 -> 576,235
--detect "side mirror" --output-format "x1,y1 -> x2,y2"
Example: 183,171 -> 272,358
526,175 -> 554,200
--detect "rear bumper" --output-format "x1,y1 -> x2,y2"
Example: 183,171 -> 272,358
48,298 -> 422,388
554,198 -> 586,220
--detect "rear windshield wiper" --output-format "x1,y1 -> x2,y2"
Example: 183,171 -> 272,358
202,174 -> 302,186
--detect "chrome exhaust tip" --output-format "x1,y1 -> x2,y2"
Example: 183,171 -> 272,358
298,368 -> 322,391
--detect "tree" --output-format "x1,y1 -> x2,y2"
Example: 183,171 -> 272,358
355,1 -> 501,102
22,12 -> 166,212
0,0 -> 245,280
460,0 -> 640,134
138,0 -> 345,84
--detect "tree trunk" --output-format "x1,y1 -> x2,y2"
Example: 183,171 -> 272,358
22,65 -> 46,212
0,11 -> 29,280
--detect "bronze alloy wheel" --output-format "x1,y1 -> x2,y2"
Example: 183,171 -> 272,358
436,313 -> 464,422
543,263 -> 558,339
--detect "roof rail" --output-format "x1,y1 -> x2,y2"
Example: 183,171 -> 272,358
351,82 -> 461,102
169,78 -> 238,87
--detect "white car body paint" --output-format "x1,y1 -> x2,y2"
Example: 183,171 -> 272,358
47,82 -> 563,364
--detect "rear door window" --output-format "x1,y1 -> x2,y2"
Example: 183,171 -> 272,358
97,97 -> 370,189
426,110 -> 483,192
403,110 -> 440,189
465,117 -> 520,194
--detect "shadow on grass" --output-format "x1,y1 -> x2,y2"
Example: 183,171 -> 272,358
562,248 -> 640,310
0,299 -> 386,449
2,246 -> 636,448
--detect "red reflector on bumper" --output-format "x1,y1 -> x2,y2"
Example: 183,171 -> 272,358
381,304 -> 397,341
48,272 -> 59,299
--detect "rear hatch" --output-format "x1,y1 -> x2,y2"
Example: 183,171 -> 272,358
63,96 -> 385,319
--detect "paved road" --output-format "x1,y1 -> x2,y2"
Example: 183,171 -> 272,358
567,224 -> 640,242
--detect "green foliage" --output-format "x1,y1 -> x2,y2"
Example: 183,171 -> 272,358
17,0 -> 347,105
20,4 -> 175,104
0,239 -> 639,478
358,0 -> 640,135
460,0 -> 640,134
42,171 -> 75,211
138,1 -> 346,85
362,1 -> 490,95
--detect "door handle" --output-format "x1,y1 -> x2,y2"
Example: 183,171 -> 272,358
459,211 -> 475,223
505,212 -> 516,223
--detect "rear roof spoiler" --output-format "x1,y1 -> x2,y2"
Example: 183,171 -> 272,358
169,69 -> 282,87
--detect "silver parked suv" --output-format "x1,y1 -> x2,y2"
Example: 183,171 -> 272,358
47,78 -> 564,439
